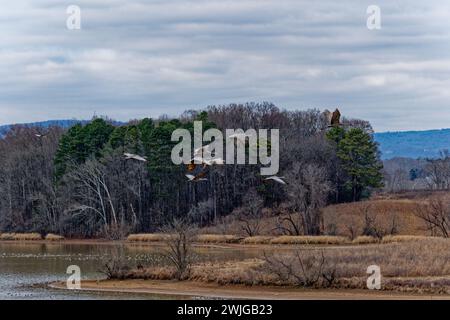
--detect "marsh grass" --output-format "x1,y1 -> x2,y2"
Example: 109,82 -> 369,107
270,236 -> 349,245
195,234 -> 242,243
0,233 -> 42,241
124,238 -> 450,293
381,235 -> 436,243
45,234 -> 65,241
127,233 -> 242,244
127,234 -> 170,242
242,236 -> 274,244
352,236 -> 379,244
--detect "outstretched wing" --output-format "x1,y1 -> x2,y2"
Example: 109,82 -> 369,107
265,176 -> 286,185
323,109 -> 332,125
196,170 -> 208,180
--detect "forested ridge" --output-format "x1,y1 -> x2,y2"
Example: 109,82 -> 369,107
0,103 -> 383,238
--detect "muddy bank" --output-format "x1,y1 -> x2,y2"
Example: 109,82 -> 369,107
50,280 -> 450,300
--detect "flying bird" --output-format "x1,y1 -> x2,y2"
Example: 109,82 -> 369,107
227,133 -> 248,145
264,176 -> 287,185
185,172 -> 208,182
186,156 -> 208,172
124,153 -> 147,162
329,108 -> 341,127
193,144 -> 214,157
35,133 -> 48,138
203,158 -> 225,166
323,109 -> 332,124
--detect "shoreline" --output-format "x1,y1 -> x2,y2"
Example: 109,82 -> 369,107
0,239 -> 372,250
49,279 -> 450,300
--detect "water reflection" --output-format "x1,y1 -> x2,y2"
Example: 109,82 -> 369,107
0,242 -> 260,300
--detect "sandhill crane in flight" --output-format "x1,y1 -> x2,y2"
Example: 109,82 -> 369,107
124,153 -> 147,162
330,108 -> 341,127
227,132 -> 248,145
203,158 -> 225,166
185,172 -> 208,182
193,143 -> 214,157
35,133 -> 48,138
322,108 -> 343,129
264,176 -> 287,185
186,157 -> 225,172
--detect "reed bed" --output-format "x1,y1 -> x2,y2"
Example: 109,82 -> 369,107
45,233 -> 65,241
126,234 -> 170,242
0,233 -> 42,241
352,236 -> 379,244
124,238 -> 450,293
195,234 -> 242,243
270,236 -> 349,245
242,236 -> 274,244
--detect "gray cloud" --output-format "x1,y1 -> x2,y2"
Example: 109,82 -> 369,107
0,0 -> 449,131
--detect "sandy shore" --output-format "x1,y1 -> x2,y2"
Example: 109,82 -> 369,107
49,280 -> 450,300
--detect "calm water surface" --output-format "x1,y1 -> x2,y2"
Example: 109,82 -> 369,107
0,242 -> 260,300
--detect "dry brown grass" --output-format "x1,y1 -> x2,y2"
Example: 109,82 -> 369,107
203,192 -> 443,238
0,233 -> 42,241
127,233 -> 242,244
352,236 -> 379,244
381,235 -> 437,243
204,202 -> 417,237
270,236 -> 349,245
242,236 -> 274,244
195,234 -> 242,244
127,234 -> 170,242
323,200 -> 423,237
45,233 -> 65,241
124,238 -> 450,293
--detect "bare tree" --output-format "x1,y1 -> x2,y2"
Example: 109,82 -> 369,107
361,204 -> 398,239
161,219 -> 197,280
236,189 -> 264,236
424,151 -> 450,190
63,159 -> 118,237
282,164 -> 332,235
262,249 -> 336,287
99,245 -> 131,279
415,197 -> 449,238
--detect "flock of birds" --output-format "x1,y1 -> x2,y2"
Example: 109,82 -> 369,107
33,108 -> 342,187
120,135 -> 288,185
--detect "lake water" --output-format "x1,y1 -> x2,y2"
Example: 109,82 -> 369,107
0,242 -> 260,300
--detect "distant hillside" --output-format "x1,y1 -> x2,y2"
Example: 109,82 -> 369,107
0,119 -> 124,138
0,120 -> 89,137
374,129 -> 450,160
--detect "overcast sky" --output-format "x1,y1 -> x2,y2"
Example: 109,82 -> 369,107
1,0 -> 450,131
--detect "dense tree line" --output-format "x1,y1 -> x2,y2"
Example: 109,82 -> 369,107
0,103 -> 383,237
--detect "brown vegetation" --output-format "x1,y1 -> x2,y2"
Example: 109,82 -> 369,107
0,233 -> 42,241
120,238 -> 450,293
203,192 -> 442,239
45,233 -> 65,241
195,234 -> 242,244
242,236 -> 274,244
127,233 -> 170,242
270,236 -> 348,245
